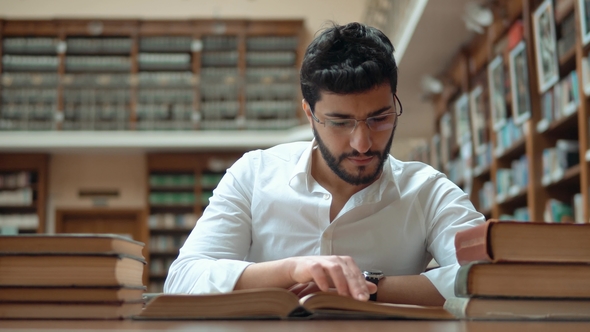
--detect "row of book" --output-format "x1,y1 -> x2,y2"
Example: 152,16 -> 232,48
0,214 -> 38,233
149,256 -> 176,276
2,88 -> 57,103
494,118 -> 525,157
446,220 -> 590,320
541,140 -> 579,186
537,70 -> 580,133
3,36 -> 298,54
64,105 -> 130,121
498,206 -> 529,221
495,155 -> 528,203
543,195 -> 585,223
0,171 -> 34,189
0,188 -> 33,206
149,234 -> 188,253
149,191 -> 213,206
148,213 -> 198,229
1,69 -> 297,88
0,234 -> 146,319
149,173 -> 223,189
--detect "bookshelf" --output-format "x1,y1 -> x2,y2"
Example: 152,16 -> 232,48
0,153 -> 48,234
414,0 -> 590,224
0,19 -> 305,132
146,151 -> 243,292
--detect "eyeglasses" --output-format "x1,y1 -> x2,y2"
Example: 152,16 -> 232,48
311,94 -> 403,136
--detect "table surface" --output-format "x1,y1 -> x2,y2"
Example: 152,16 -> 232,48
1,319 -> 590,332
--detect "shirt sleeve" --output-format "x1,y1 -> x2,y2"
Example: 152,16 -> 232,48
163,153 -> 257,294
418,173 -> 486,299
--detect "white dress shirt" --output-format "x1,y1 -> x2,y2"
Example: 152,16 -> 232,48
164,141 -> 485,299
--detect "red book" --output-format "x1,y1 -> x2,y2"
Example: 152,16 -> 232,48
507,20 -> 524,51
454,219 -> 590,265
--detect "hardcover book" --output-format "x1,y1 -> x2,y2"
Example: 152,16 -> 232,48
454,219 -> 590,265
136,288 -> 454,320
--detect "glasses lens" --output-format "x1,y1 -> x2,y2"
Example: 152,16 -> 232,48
367,113 -> 395,131
326,119 -> 356,135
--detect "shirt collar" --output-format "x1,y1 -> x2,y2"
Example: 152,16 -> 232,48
288,140 -> 401,203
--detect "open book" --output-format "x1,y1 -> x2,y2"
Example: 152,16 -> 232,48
136,288 -> 454,320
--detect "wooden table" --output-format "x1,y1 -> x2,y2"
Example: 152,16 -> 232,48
1,320 -> 590,331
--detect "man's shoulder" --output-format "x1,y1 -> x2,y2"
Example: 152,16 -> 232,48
250,141 -> 310,162
389,157 -> 442,178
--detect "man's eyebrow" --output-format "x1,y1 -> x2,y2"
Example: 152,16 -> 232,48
324,105 -> 393,118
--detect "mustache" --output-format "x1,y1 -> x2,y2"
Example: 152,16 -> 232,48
338,150 -> 381,163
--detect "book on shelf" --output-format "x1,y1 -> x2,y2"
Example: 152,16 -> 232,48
0,233 -> 145,259
0,285 -> 145,302
454,219 -> 590,265
136,288 -> 454,320
0,253 -> 145,287
455,261 -> 590,298
0,301 -> 144,320
444,297 -> 590,321
544,198 -> 575,223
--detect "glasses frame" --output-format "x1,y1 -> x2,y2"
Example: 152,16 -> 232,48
310,94 -> 403,135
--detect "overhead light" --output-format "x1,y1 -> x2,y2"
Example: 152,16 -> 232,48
421,75 -> 444,95
465,2 -> 494,27
463,2 -> 494,34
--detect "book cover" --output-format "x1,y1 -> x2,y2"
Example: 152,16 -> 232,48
0,233 -> 145,260
455,262 -> 590,298
454,219 -> 590,265
444,297 -> 590,321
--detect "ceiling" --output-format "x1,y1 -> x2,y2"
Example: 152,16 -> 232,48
394,0 -> 475,141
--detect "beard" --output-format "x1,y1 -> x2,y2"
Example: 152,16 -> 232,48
313,124 -> 395,186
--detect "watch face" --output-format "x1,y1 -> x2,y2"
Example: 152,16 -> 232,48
363,269 -> 384,278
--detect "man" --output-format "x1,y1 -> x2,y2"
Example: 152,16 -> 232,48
164,22 -> 484,306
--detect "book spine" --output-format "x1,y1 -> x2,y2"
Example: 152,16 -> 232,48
454,263 -> 475,297
454,221 -> 493,265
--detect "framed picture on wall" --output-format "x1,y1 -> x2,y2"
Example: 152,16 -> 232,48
439,112 -> 452,169
509,41 -> 532,125
487,55 -> 507,131
469,86 -> 487,155
454,93 -> 470,146
532,0 -> 559,93
580,0 -> 590,45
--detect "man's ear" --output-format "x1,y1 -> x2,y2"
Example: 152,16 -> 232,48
302,99 -> 314,127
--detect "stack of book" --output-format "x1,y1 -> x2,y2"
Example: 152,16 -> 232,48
0,234 -> 145,319
445,219 -> 590,320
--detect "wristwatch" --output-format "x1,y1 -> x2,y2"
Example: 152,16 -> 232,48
363,269 -> 384,301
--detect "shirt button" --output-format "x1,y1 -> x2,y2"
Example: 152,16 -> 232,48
323,194 -> 330,200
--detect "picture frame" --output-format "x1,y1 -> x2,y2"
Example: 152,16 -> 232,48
487,55 -> 507,131
469,86 -> 487,155
439,112 -> 452,169
509,41 -> 532,125
532,0 -> 559,93
454,93 -> 470,146
580,0 -> 590,46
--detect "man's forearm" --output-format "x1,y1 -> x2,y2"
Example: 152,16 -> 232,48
234,259 -> 295,290
376,275 -> 445,306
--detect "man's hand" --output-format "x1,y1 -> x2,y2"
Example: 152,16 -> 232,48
286,256 -> 376,301
235,255 -> 377,302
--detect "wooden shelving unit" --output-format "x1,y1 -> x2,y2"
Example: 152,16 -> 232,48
0,19 -> 305,132
414,0 -> 590,224
146,151 -> 244,292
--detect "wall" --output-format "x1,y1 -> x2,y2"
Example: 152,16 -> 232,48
47,153 -> 146,233
0,0 -> 368,37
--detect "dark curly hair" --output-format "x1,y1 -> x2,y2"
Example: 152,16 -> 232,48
300,22 -> 398,111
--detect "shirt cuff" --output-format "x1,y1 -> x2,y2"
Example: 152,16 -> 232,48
420,263 -> 459,300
